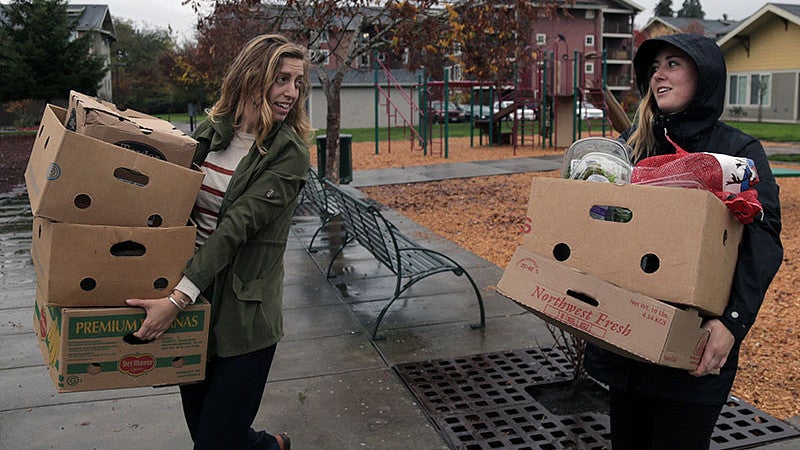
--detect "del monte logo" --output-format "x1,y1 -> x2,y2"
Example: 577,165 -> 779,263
118,353 -> 155,377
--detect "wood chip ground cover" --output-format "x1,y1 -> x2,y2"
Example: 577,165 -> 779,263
327,135 -> 800,421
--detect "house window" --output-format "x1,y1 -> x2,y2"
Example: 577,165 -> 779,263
377,52 -> 386,62
447,65 -> 462,81
585,62 -> 595,74
585,35 -> 595,47
319,30 -> 329,43
358,53 -> 370,67
536,34 -> 546,46
749,74 -> 771,106
320,49 -> 330,65
585,10 -> 595,19
402,48 -> 409,65
729,73 -> 770,106
729,75 -> 747,105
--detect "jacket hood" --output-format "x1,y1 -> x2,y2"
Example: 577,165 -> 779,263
634,33 -> 726,134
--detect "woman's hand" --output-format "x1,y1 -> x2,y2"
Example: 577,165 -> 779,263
126,295 -> 183,341
690,318 -> 735,377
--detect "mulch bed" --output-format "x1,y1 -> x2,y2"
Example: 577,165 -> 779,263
0,134 -> 34,194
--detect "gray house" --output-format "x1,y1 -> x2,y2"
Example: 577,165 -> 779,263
310,68 -> 423,130
68,4 -> 116,100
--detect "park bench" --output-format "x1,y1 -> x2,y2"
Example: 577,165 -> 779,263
301,167 -> 340,251
320,178 -> 486,340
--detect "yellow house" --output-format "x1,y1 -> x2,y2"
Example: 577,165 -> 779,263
717,3 -> 800,123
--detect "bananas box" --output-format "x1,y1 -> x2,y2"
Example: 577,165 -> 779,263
24,104 -> 203,227
66,90 -> 197,168
33,287 -> 210,393
31,217 -> 196,307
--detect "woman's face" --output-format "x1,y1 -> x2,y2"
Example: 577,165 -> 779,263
649,46 -> 698,115
267,57 -> 305,122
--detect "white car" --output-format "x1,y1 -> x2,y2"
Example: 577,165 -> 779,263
579,102 -> 604,119
459,104 -> 494,120
493,101 -> 537,121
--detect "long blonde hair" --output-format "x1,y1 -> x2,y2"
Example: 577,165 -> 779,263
209,34 -> 313,150
626,88 -> 659,162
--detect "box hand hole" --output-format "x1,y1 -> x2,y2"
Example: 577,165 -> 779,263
566,289 -> 599,307
589,204 -> 633,223
552,243 -> 571,261
110,240 -> 146,257
640,253 -> 660,273
80,278 -> 97,291
153,277 -> 168,290
74,193 -> 91,209
113,167 -> 150,187
123,333 -> 153,345
147,214 -> 163,227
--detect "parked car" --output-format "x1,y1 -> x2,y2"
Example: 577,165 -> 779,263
458,103 -> 494,121
493,100 -> 538,121
425,101 -> 467,123
578,102 -> 604,119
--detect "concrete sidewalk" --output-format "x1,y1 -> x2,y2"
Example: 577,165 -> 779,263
2,152 -> 799,449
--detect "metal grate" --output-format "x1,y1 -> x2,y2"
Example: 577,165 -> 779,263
394,347 -> 799,450
711,395 -> 800,449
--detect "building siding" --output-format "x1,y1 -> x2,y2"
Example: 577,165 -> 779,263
725,18 -> 800,72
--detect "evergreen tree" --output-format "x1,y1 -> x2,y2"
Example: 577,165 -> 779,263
654,0 -> 674,17
677,0 -> 705,19
0,0 -> 107,102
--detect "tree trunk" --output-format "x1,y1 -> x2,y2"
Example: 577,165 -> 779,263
322,71 -> 345,183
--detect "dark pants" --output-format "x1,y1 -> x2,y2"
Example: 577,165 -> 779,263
610,388 -> 724,450
180,344 -> 281,450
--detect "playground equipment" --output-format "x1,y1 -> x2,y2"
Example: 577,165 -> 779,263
373,48 -> 632,155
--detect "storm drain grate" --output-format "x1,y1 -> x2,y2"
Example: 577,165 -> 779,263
394,347 -> 799,450
712,395 -> 800,449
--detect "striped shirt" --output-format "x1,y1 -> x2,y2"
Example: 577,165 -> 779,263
192,130 -> 254,246
175,130 -> 254,303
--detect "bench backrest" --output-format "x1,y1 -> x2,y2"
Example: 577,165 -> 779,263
322,179 -> 399,274
305,167 -> 336,215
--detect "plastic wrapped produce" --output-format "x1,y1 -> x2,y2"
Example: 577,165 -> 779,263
562,137 -> 633,184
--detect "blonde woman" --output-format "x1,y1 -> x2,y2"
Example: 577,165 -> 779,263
128,34 -> 312,450
584,34 -> 782,450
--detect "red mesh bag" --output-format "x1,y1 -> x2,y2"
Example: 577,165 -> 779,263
632,146 -> 762,224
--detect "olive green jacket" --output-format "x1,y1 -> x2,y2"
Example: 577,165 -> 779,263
184,116 -> 309,357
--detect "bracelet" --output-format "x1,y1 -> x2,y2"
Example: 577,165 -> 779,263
168,295 -> 185,310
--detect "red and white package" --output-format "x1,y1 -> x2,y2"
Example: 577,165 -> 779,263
632,148 -> 762,224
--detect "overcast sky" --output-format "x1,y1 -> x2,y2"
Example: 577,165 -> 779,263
59,1 -> 788,42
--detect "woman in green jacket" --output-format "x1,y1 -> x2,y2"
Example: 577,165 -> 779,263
127,34 -> 312,450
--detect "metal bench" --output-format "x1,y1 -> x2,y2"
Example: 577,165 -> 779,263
321,179 -> 486,340
301,167 -> 340,251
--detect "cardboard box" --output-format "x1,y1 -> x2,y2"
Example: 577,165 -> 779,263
32,217 -> 196,307
522,177 -> 743,316
33,288 -> 210,393
66,91 -> 197,168
497,247 -> 709,370
25,105 -> 203,227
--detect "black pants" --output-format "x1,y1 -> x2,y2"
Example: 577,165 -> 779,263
610,388 -> 724,450
180,344 -> 280,450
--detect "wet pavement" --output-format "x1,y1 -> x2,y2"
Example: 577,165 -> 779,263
2,150 -> 799,449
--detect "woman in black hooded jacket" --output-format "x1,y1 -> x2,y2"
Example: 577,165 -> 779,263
583,33 -> 783,450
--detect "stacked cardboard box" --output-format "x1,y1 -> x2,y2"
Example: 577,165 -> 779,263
497,178 -> 744,370
26,94 -> 210,392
